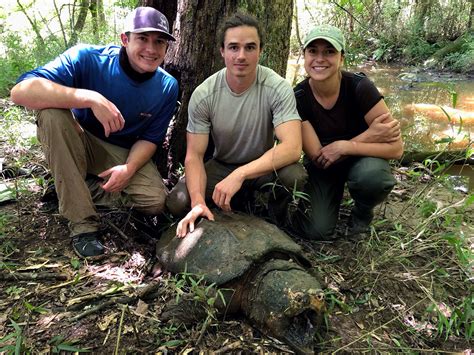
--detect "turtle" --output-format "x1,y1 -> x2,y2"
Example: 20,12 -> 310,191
156,211 -> 326,354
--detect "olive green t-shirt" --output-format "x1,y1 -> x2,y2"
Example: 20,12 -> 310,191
187,65 -> 300,165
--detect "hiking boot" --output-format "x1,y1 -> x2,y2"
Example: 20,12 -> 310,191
72,232 -> 105,257
346,209 -> 374,236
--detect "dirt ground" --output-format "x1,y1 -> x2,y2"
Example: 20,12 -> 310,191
0,101 -> 472,353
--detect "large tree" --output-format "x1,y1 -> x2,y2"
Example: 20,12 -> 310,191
144,0 -> 294,183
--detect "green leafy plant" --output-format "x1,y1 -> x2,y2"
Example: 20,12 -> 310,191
162,269 -> 230,348
24,300 -> 48,315
48,335 -> 91,353
0,319 -> 25,355
70,258 -> 81,270
427,294 -> 473,340
5,286 -> 26,298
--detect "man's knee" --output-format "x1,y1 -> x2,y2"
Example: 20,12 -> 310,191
276,163 -> 308,191
37,108 -> 69,128
134,191 -> 167,216
166,178 -> 190,217
36,108 -> 81,142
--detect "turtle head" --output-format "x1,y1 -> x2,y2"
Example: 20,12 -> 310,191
243,260 -> 326,354
264,288 -> 325,354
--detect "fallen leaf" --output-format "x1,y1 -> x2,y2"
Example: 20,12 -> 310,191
97,312 -> 118,331
135,299 -> 149,316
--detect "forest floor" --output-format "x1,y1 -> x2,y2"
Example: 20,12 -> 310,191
0,99 -> 472,354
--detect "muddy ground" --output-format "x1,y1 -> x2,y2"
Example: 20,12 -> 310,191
0,101 -> 472,353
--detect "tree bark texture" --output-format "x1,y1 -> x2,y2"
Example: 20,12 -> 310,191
139,0 -> 178,31
151,0 -> 294,183
69,0 -> 90,46
89,0 -> 106,40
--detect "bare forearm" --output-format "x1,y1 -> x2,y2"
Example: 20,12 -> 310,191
10,78 -> 98,110
234,142 -> 301,181
185,157 -> 207,207
351,130 -> 372,143
345,140 -> 404,160
126,140 -> 157,175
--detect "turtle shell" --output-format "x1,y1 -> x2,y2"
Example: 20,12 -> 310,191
156,212 -> 310,285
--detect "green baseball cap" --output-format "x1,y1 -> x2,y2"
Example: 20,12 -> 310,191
303,24 -> 345,52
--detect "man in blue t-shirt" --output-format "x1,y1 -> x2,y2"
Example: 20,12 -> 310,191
10,7 -> 179,257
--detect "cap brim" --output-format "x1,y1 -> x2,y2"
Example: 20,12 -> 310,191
304,36 -> 342,51
129,28 -> 176,41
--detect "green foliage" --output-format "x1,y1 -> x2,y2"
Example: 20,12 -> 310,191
401,33 -> 437,64
0,319 -> 25,355
0,212 -> 17,257
70,257 -> 81,270
48,335 -> 90,353
292,1 -> 472,68
426,294 -> 473,340
170,269 -> 226,311
24,300 -> 48,315
0,1 -> 127,97
113,0 -> 140,8
5,286 -> 25,298
443,33 -> 474,73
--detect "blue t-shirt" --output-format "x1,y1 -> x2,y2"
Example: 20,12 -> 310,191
17,44 -> 179,149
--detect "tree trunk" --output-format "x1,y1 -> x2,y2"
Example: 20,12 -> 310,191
430,32 -> 471,61
69,0 -> 90,46
16,0 -> 45,47
413,0 -> 433,37
468,0 -> 474,30
139,0 -> 178,31
89,0 -> 106,40
154,0 -> 294,183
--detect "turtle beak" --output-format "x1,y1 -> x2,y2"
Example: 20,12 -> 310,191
280,289 -> 326,354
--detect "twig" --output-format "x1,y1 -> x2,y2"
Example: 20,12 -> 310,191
196,314 -> 212,346
68,281 -> 160,311
214,340 -> 242,353
105,219 -> 130,241
125,305 -> 141,346
69,290 -> 163,322
330,1 -> 368,30
43,273 -> 91,291
114,305 -> 126,355
70,295 -> 134,322
0,271 -> 68,281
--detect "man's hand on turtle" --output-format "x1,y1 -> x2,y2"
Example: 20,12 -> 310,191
90,92 -> 125,137
176,204 -> 215,238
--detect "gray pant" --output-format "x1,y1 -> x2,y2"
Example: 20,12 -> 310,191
37,109 -> 167,234
166,158 -> 308,227
293,156 -> 396,240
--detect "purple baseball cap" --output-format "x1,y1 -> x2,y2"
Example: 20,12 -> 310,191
124,7 -> 176,41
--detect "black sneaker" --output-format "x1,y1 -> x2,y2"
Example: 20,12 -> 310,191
72,232 -> 105,257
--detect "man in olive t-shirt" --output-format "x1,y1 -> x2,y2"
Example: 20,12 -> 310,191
167,12 -> 306,237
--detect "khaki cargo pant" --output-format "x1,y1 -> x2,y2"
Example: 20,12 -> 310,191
36,109 -> 167,235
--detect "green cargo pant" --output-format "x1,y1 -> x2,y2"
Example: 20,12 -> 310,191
166,158 -> 308,227
293,156 -> 396,240
36,109 -> 167,235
